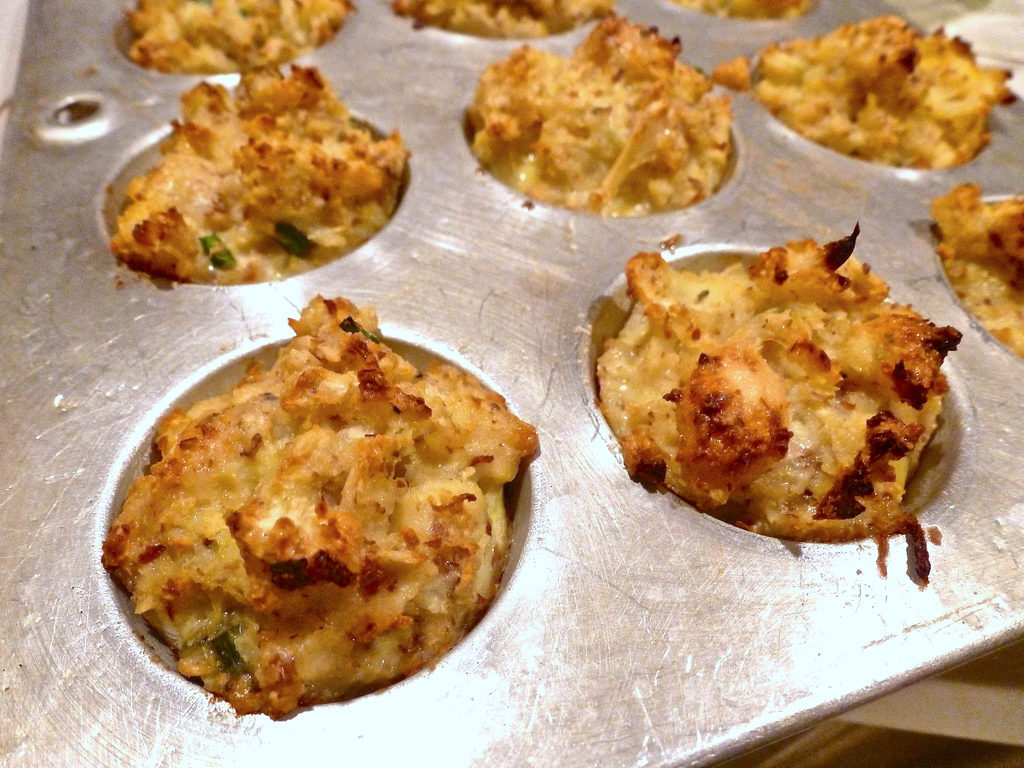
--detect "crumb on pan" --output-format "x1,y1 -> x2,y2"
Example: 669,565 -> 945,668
753,15 -> 1013,168
128,0 -> 351,74
466,15 -> 732,216
110,66 -> 407,285
932,184 -> 1024,357
711,56 -> 752,91
392,0 -> 612,38
596,226 -> 961,582
102,296 -> 539,717
669,0 -> 811,19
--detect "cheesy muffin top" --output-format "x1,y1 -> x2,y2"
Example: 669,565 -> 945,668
110,66 -> 407,285
103,296 -> 539,717
392,0 -> 612,38
932,184 -> 1024,358
466,16 -> 732,216
747,16 -> 1012,168
127,0 -> 351,74
669,0 -> 811,20
596,227 -> 960,581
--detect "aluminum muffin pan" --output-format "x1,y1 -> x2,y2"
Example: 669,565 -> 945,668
2,0 -> 1024,765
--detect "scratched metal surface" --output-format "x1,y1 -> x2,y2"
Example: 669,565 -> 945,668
2,0 -> 1024,765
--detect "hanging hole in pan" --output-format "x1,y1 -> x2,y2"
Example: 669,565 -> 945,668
31,92 -> 114,145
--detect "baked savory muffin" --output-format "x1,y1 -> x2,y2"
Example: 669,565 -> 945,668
110,66 -> 406,285
127,0 -> 350,74
932,184 -> 1024,357
596,227 -> 960,580
669,0 -> 811,20
466,16 -> 732,216
392,0 -> 611,38
103,296 -> 538,717
747,16 -> 1012,168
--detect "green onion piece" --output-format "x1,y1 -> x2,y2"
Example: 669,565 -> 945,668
209,631 -> 245,674
274,222 -> 312,257
191,0 -> 213,6
199,234 -> 235,269
696,289 -> 709,302
239,8 -> 251,16
198,233 -> 222,255
210,249 -> 236,269
340,316 -> 381,344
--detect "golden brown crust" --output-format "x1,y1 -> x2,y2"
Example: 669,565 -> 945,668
128,0 -> 351,74
815,410 -> 924,522
466,16 -> 732,216
110,67 -> 407,285
103,296 -> 538,717
596,229 -> 960,578
753,16 -> 1013,168
118,208 -> 200,282
392,0 -> 611,37
667,346 -> 792,498
932,184 -> 1024,357
670,0 -> 811,19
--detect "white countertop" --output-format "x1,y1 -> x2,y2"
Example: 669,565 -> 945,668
0,0 -> 28,156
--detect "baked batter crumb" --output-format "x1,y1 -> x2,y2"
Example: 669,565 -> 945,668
127,0 -> 351,74
392,0 -> 611,37
110,66 -> 407,285
466,15 -> 732,216
710,56 -> 752,91
103,296 -> 538,717
932,184 -> 1024,357
670,0 -> 811,19
750,16 -> 1012,168
596,226 -> 960,581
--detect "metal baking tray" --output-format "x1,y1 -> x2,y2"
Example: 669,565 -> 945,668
2,0 -> 1023,765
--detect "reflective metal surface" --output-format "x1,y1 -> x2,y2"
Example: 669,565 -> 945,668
2,1 -> 1023,766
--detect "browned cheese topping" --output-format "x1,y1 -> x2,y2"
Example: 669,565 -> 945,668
466,16 -> 732,216
932,184 -> 1024,358
103,297 -> 538,716
750,16 -> 1013,168
392,0 -> 611,37
596,227 -> 960,580
110,66 -> 407,285
670,0 -> 811,19
128,0 -> 351,74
